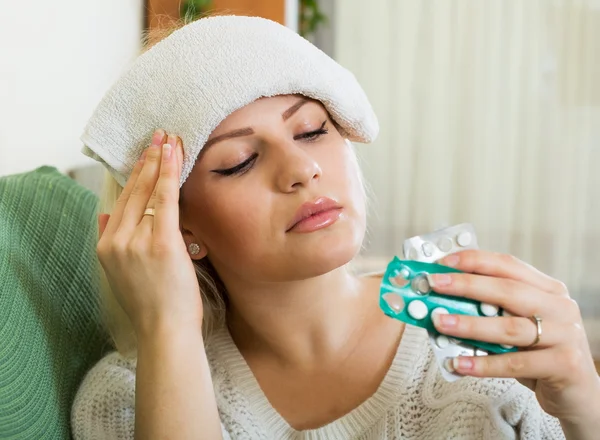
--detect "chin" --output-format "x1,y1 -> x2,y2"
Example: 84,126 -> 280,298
283,221 -> 365,280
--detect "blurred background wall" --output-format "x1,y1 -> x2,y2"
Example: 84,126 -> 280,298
1,0 -> 598,359
335,1 -> 600,358
0,0 -> 144,177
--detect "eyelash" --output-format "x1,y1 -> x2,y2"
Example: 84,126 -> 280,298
213,121 -> 329,176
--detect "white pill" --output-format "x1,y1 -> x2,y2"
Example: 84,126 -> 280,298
435,335 -> 451,349
422,242 -> 435,257
457,231 -> 472,247
407,300 -> 429,320
382,293 -> 405,313
480,303 -> 499,317
431,307 -> 449,318
407,247 -> 419,260
475,349 -> 489,356
437,237 -> 453,252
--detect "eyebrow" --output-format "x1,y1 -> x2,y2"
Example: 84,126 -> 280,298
202,98 -> 309,151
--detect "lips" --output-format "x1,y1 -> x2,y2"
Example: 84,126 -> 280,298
286,197 -> 343,232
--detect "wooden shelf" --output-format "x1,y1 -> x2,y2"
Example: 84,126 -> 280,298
146,0 -> 285,30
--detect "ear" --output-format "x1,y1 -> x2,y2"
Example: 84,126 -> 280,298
181,229 -> 208,260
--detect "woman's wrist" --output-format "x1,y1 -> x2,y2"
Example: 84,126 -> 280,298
558,380 -> 600,440
135,312 -> 204,345
560,412 -> 600,440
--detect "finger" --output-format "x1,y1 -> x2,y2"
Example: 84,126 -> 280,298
447,347 -> 574,381
101,155 -> 146,237
438,249 -> 569,296
427,272 -> 574,320
432,313 -> 572,349
118,133 -> 168,234
142,134 -> 179,210
175,136 -> 183,182
103,129 -> 165,236
146,136 -> 181,238
98,214 -> 110,240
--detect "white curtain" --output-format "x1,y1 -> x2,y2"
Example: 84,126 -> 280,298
335,0 -> 600,357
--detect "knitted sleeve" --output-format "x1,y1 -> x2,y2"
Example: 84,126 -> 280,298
498,382 -> 566,440
71,351 -> 231,440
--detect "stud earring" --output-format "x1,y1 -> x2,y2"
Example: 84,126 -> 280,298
188,243 -> 201,255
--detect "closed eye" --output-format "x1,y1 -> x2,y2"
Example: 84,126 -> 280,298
211,121 -> 329,177
295,120 -> 328,142
212,153 -> 258,176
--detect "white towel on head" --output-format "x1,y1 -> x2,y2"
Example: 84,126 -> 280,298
80,15 -> 379,187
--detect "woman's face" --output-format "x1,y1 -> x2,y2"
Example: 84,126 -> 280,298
180,94 -> 366,283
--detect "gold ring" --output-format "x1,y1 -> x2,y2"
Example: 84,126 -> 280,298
526,314 -> 542,348
143,208 -> 155,217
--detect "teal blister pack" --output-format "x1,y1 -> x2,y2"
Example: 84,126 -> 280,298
379,257 -> 517,355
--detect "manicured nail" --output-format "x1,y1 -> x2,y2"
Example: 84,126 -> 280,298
441,255 -> 460,267
453,357 -> 474,371
428,273 -> 452,287
162,143 -> 172,159
151,129 -> 165,146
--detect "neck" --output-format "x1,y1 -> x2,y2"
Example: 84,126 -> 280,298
224,265 -> 380,368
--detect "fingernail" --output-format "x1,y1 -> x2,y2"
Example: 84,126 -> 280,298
162,143 -> 172,159
428,273 -> 452,287
441,255 -> 460,267
453,357 -> 474,371
151,129 -> 165,146
167,134 -> 177,148
436,313 -> 458,328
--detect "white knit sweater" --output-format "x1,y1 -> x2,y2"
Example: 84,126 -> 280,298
71,324 -> 566,439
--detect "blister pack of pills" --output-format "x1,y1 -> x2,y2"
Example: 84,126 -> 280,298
402,223 -> 478,263
380,223 -> 514,382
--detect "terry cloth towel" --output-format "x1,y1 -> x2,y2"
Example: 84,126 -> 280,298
80,15 -> 379,188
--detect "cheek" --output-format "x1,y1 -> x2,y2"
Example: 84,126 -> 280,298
327,143 -> 367,219
191,186 -> 267,260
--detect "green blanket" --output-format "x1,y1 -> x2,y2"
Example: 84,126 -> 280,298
0,166 -> 109,439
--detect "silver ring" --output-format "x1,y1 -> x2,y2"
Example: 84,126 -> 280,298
526,314 -> 542,348
143,208 -> 156,217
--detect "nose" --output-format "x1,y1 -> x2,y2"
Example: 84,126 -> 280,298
274,143 -> 322,193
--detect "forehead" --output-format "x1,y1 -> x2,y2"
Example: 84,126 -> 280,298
210,94 -> 322,133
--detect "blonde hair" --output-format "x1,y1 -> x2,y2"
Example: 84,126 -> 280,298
98,13 -> 230,357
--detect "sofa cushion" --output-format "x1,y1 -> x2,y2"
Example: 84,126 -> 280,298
0,166 -> 109,439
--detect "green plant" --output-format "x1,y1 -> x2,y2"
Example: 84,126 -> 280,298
179,0 -> 328,38
300,0 -> 328,38
181,0 -> 213,21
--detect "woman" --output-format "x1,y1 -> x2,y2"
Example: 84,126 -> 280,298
71,15 -> 600,440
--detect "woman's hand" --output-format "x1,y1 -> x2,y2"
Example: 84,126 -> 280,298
428,250 -> 600,426
97,129 -> 203,336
